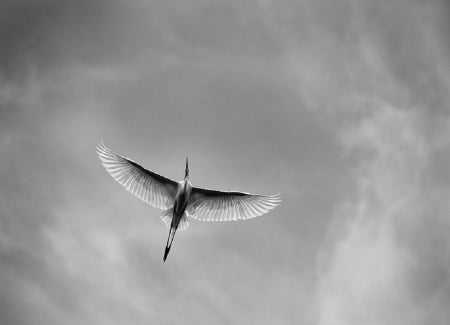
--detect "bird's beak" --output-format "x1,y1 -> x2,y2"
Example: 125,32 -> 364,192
185,156 -> 189,179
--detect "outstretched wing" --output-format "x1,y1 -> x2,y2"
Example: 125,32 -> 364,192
96,142 -> 177,210
187,188 -> 281,221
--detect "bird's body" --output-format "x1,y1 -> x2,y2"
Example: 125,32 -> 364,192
164,169 -> 192,261
97,142 -> 281,262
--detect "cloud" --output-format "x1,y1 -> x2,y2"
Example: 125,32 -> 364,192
1,1 -> 449,324
315,100 -> 450,325
307,4 -> 450,324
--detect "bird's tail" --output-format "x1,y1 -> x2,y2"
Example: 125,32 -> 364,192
163,225 -> 177,262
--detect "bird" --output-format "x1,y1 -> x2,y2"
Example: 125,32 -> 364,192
96,142 -> 281,262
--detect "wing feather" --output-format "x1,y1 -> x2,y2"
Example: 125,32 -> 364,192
187,187 -> 281,222
96,142 -> 177,210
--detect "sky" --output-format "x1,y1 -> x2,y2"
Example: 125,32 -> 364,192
1,0 -> 449,324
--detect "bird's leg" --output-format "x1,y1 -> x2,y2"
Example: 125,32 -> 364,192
163,225 -> 177,262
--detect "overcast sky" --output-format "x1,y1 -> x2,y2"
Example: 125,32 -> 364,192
1,0 -> 449,324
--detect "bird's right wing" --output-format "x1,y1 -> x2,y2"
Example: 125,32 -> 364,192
96,142 -> 178,210
187,187 -> 281,221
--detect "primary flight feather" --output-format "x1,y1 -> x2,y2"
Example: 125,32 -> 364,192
96,142 -> 281,262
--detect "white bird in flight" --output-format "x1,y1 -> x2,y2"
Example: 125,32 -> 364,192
96,142 -> 281,262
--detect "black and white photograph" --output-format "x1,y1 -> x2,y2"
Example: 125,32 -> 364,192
1,1 -> 449,324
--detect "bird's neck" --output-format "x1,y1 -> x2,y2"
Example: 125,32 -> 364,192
181,178 -> 192,198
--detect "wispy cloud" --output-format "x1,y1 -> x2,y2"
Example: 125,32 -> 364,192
306,2 -> 450,323
1,1 -> 449,324
316,100 -> 450,324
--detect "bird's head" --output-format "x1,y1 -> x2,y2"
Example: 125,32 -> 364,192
184,156 -> 189,180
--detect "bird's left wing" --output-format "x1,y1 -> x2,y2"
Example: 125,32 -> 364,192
96,142 -> 177,210
187,187 -> 281,221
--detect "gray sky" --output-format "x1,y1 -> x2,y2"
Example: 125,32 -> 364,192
1,0 -> 449,324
